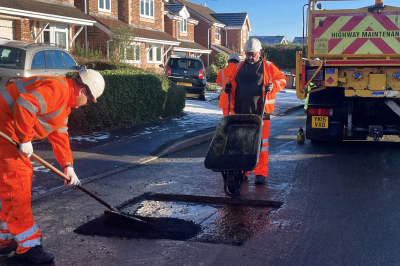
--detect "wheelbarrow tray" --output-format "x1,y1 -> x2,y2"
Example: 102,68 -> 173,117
204,114 -> 262,172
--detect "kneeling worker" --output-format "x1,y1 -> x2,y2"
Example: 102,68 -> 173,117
0,68 -> 105,264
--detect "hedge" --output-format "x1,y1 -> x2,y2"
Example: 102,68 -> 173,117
261,44 -> 303,70
68,68 -> 186,135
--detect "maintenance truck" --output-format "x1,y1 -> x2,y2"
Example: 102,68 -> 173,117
296,0 -> 400,141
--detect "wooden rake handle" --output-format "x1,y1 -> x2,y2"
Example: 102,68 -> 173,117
0,131 -> 70,181
0,130 -> 114,210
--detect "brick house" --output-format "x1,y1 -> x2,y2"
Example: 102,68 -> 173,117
0,0 -> 94,50
171,0 -> 251,66
164,4 -> 211,58
75,0 -> 181,72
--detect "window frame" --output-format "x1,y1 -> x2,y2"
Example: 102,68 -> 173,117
98,0 -> 111,13
147,45 -> 162,63
180,18 -> 187,33
124,43 -> 141,64
215,27 -> 220,41
140,0 -> 155,18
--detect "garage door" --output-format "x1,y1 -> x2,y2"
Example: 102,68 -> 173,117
0,20 -> 13,40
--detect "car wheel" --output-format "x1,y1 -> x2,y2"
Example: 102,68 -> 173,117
198,91 -> 206,101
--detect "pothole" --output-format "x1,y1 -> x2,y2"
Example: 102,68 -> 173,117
74,193 -> 283,246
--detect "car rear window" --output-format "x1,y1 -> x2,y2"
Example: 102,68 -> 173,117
168,59 -> 202,70
0,46 -> 24,69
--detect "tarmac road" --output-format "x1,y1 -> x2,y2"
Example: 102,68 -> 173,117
5,107 -> 400,265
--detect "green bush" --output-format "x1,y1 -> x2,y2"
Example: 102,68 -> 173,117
70,41 -> 103,61
261,44 -> 303,70
206,83 -> 217,91
67,68 -> 185,135
206,64 -> 218,82
214,53 -> 228,69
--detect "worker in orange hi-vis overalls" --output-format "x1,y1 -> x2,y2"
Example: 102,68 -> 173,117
0,68 -> 105,264
216,54 -> 240,116
225,38 -> 287,185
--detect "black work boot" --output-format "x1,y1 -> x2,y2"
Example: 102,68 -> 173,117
255,175 -> 266,185
0,244 -> 17,255
16,245 -> 55,264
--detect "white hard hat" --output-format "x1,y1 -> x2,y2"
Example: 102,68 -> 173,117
78,68 -> 105,103
228,54 -> 240,62
244,38 -> 262,53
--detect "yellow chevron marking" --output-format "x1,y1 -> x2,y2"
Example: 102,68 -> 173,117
354,40 -> 382,54
318,15 -> 352,39
328,15 -> 400,54
315,17 -> 327,29
386,15 -> 400,28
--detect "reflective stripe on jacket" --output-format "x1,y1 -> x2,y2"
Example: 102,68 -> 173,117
0,76 -> 74,167
230,59 -> 287,114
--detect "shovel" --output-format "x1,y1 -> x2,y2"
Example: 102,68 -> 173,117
0,131 -> 152,228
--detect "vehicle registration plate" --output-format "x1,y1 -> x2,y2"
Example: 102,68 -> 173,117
177,82 -> 192,87
311,116 -> 328,128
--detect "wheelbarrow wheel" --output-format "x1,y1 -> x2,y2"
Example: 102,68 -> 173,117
222,171 -> 245,197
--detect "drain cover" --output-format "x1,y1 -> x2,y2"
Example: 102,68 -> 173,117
75,193 -> 282,245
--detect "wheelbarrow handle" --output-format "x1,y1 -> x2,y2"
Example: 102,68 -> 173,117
228,91 -> 231,115
260,82 -> 272,119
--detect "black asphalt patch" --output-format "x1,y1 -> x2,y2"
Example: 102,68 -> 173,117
74,193 -> 282,246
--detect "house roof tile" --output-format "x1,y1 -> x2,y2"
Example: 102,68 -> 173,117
253,36 -> 286,45
210,13 -> 247,27
211,44 -> 237,55
0,0 -> 93,21
165,4 -> 184,14
177,40 -> 208,51
292,37 -> 305,44
94,16 -> 178,42
172,0 -> 222,24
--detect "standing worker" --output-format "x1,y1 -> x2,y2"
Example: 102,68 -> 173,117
216,54 -> 240,116
0,68 -> 105,264
225,38 -> 287,185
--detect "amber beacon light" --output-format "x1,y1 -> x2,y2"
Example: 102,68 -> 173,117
375,0 -> 383,6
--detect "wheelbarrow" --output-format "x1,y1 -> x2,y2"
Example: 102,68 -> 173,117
204,86 -> 270,197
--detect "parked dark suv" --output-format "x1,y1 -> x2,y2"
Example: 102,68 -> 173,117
163,56 -> 207,100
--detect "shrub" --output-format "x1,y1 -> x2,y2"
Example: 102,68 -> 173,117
214,53 -> 228,69
206,83 -> 217,91
67,68 -> 185,135
70,41 -> 103,61
206,63 -> 218,82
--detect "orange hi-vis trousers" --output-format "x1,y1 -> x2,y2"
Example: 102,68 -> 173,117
0,138 -> 42,254
252,119 -> 270,177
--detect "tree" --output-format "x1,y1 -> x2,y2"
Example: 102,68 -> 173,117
109,25 -> 136,63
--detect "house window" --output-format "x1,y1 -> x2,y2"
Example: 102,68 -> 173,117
41,23 -> 69,49
147,45 -> 162,63
99,0 -> 111,12
215,27 -> 220,41
140,0 -> 154,18
125,44 -> 141,63
180,18 -> 187,33
243,28 -> 247,40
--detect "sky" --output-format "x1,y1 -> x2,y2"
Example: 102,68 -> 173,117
184,0 -> 400,42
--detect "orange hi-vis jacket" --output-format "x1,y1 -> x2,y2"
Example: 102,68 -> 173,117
230,59 -> 287,114
0,76 -> 74,167
216,62 -> 238,110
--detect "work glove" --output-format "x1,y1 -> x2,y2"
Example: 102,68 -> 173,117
17,141 -> 33,157
64,166 -> 81,187
224,82 -> 232,94
266,82 -> 273,93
